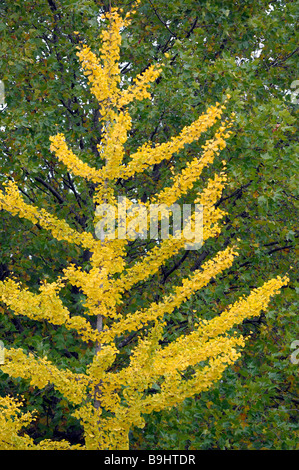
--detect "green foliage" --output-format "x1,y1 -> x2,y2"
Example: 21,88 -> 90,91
0,0 -> 298,448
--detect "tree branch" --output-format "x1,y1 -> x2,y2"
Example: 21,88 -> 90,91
34,176 -> 65,205
148,0 -> 178,38
161,249 -> 190,284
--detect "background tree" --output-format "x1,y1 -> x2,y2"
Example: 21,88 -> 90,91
0,0 -> 298,448
0,7 -> 290,449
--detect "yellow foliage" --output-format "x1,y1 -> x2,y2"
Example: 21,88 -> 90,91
0,6 -> 289,450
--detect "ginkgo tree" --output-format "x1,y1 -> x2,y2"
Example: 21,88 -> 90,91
0,5 -> 289,450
